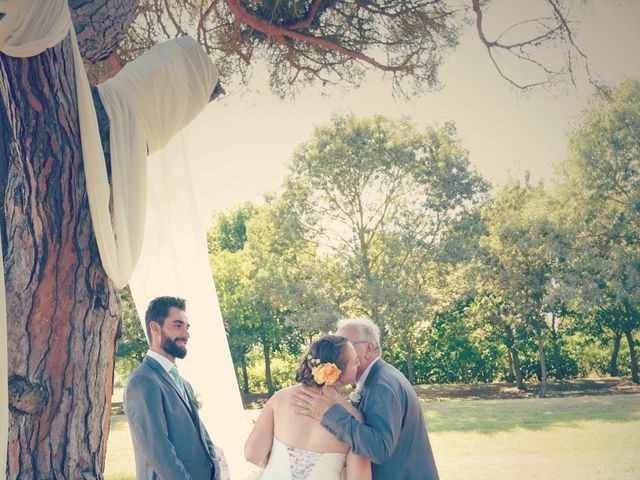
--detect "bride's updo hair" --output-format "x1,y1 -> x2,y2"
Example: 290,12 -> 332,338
295,335 -> 350,387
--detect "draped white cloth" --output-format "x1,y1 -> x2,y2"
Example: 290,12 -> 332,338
128,130 -> 254,479
0,2 -> 251,478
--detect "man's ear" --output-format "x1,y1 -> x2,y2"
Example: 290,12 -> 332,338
149,321 -> 161,338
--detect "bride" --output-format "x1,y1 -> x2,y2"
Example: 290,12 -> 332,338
244,335 -> 371,480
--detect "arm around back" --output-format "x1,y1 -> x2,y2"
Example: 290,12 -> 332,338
321,383 -> 403,464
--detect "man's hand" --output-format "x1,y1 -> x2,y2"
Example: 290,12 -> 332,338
291,387 -> 339,421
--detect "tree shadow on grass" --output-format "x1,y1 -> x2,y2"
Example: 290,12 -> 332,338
422,394 -> 640,434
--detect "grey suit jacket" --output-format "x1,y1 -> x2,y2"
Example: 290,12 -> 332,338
322,359 -> 439,480
124,356 -> 221,480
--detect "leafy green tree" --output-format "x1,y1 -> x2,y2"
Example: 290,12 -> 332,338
282,115 -> 487,381
479,180 -> 572,397
554,79 -> 640,383
115,286 -> 148,383
209,202 -> 307,394
208,202 -> 258,254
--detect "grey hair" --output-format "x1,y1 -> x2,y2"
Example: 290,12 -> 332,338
336,317 -> 380,349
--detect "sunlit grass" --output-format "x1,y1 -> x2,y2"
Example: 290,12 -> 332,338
105,393 -> 640,480
104,415 -> 136,480
427,395 -> 640,480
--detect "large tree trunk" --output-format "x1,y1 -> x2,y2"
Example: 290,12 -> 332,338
535,324 -> 548,398
624,327 -> 639,384
1,37 -> 120,479
1,2 -> 138,477
263,341 -> 274,395
610,329 -> 622,377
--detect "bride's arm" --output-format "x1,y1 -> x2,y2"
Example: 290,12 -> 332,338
345,450 -> 371,480
244,395 -> 276,467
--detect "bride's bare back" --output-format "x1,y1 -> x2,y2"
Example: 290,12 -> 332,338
272,385 -> 349,454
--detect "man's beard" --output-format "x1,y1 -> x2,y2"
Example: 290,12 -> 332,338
161,332 -> 187,359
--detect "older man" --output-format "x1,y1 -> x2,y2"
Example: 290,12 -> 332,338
294,317 -> 439,480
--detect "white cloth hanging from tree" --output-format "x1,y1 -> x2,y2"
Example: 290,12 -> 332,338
98,37 -> 252,477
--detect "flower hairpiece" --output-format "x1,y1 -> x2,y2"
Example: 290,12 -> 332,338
309,358 -> 341,386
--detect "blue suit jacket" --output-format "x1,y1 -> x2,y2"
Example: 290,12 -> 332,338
322,359 -> 439,480
124,356 -> 220,479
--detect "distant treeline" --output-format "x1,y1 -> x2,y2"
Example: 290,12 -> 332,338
116,80 -> 640,397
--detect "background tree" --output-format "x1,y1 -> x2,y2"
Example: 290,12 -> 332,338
480,180 -> 569,397
0,0 -> 616,475
114,287 -> 148,382
553,79 -> 640,383
282,115 -> 487,376
210,202 -> 308,395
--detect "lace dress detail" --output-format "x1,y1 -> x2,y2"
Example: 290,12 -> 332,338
287,445 -> 322,479
259,437 -> 346,480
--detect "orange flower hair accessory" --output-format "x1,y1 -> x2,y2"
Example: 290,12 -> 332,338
311,361 -> 341,386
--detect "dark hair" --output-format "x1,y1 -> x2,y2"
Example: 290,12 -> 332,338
295,335 -> 350,387
145,296 -> 186,343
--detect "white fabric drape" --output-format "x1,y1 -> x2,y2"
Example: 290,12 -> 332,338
99,36 -> 253,476
0,2 -> 251,478
129,130 -> 254,479
97,36 -> 220,291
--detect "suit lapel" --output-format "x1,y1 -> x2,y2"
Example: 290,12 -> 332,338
145,357 -> 214,463
144,356 -> 195,415
360,358 -> 385,406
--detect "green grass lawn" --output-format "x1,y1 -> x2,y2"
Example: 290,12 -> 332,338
105,393 -> 640,479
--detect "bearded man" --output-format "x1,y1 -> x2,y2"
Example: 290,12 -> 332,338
124,296 -> 223,479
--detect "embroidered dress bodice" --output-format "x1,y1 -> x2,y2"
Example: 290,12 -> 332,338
259,437 -> 346,480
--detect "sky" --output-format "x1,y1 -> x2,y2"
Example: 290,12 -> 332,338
183,0 -> 640,220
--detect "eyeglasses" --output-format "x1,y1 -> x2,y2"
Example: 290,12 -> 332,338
351,340 -> 369,346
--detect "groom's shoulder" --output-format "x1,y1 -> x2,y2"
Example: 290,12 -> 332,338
128,358 -> 159,383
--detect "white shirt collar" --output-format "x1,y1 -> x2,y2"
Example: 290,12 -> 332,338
356,356 -> 380,390
147,349 -> 175,375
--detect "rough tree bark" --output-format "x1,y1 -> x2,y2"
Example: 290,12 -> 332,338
1,1 -> 138,477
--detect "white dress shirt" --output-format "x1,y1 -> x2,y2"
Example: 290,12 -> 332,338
356,356 -> 381,391
146,350 -> 190,407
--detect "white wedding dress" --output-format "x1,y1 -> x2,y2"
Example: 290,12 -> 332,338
259,437 -> 346,480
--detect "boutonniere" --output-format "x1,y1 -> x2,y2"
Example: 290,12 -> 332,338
348,388 -> 362,404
